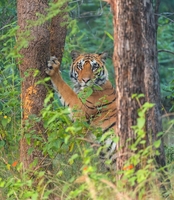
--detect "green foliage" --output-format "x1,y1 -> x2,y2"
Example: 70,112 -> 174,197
78,86 -> 93,103
0,4 -> 20,176
157,10 -> 174,176
0,166 -> 51,200
158,15 -> 174,112
160,0 -> 174,13
0,0 -> 174,199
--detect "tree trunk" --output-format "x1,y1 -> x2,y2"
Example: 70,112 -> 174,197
17,0 -> 50,173
109,0 -> 165,171
141,0 -> 165,167
50,0 -> 67,61
18,1 -> 67,199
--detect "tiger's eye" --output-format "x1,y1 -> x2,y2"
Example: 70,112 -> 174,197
92,63 -> 99,71
77,62 -> 83,70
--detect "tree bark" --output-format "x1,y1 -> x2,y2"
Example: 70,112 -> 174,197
50,0 -> 68,62
18,1 -> 67,199
17,0 -> 50,172
109,0 -> 165,171
141,0 -> 165,167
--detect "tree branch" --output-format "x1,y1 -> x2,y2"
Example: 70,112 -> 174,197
158,49 -> 174,55
156,13 -> 174,23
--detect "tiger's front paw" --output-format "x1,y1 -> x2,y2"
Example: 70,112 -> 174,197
46,56 -> 60,76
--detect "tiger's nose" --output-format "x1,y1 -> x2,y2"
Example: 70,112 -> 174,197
82,78 -> 90,83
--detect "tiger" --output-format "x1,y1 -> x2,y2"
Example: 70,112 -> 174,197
46,51 -> 117,170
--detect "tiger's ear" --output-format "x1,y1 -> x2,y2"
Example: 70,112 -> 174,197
98,52 -> 108,61
71,51 -> 80,61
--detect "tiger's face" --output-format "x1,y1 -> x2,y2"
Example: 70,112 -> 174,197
70,51 -> 108,90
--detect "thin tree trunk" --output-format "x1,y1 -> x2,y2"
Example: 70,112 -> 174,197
109,0 -> 165,171
50,0 -> 67,61
141,0 -> 165,167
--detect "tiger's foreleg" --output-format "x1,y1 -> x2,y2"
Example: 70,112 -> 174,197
45,56 -> 85,118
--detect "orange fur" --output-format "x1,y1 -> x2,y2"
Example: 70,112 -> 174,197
46,52 -> 117,170
46,52 -> 116,132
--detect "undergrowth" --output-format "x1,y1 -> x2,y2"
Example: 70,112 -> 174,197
0,87 -> 173,199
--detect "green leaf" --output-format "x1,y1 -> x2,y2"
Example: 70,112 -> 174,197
142,102 -> 155,110
0,140 -> 5,148
104,31 -> 113,40
78,87 -> 93,103
140,140 -> 146,144
64,135 -> 71,144
137,94 -> 145,98
44,92 -> 54,105
137,118 -> 145,129
68,153 -> 79,165
0,178 -> 5,187
153,140 -> 161,148
132,94 -> 137,99
2,118 -> 8,128
28,147 -> 34,155
93,84 -> 103,91
157,132 -> 163,137
137,170 -> 148,183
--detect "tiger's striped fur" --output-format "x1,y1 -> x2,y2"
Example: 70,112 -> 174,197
46,51 -> 117,170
